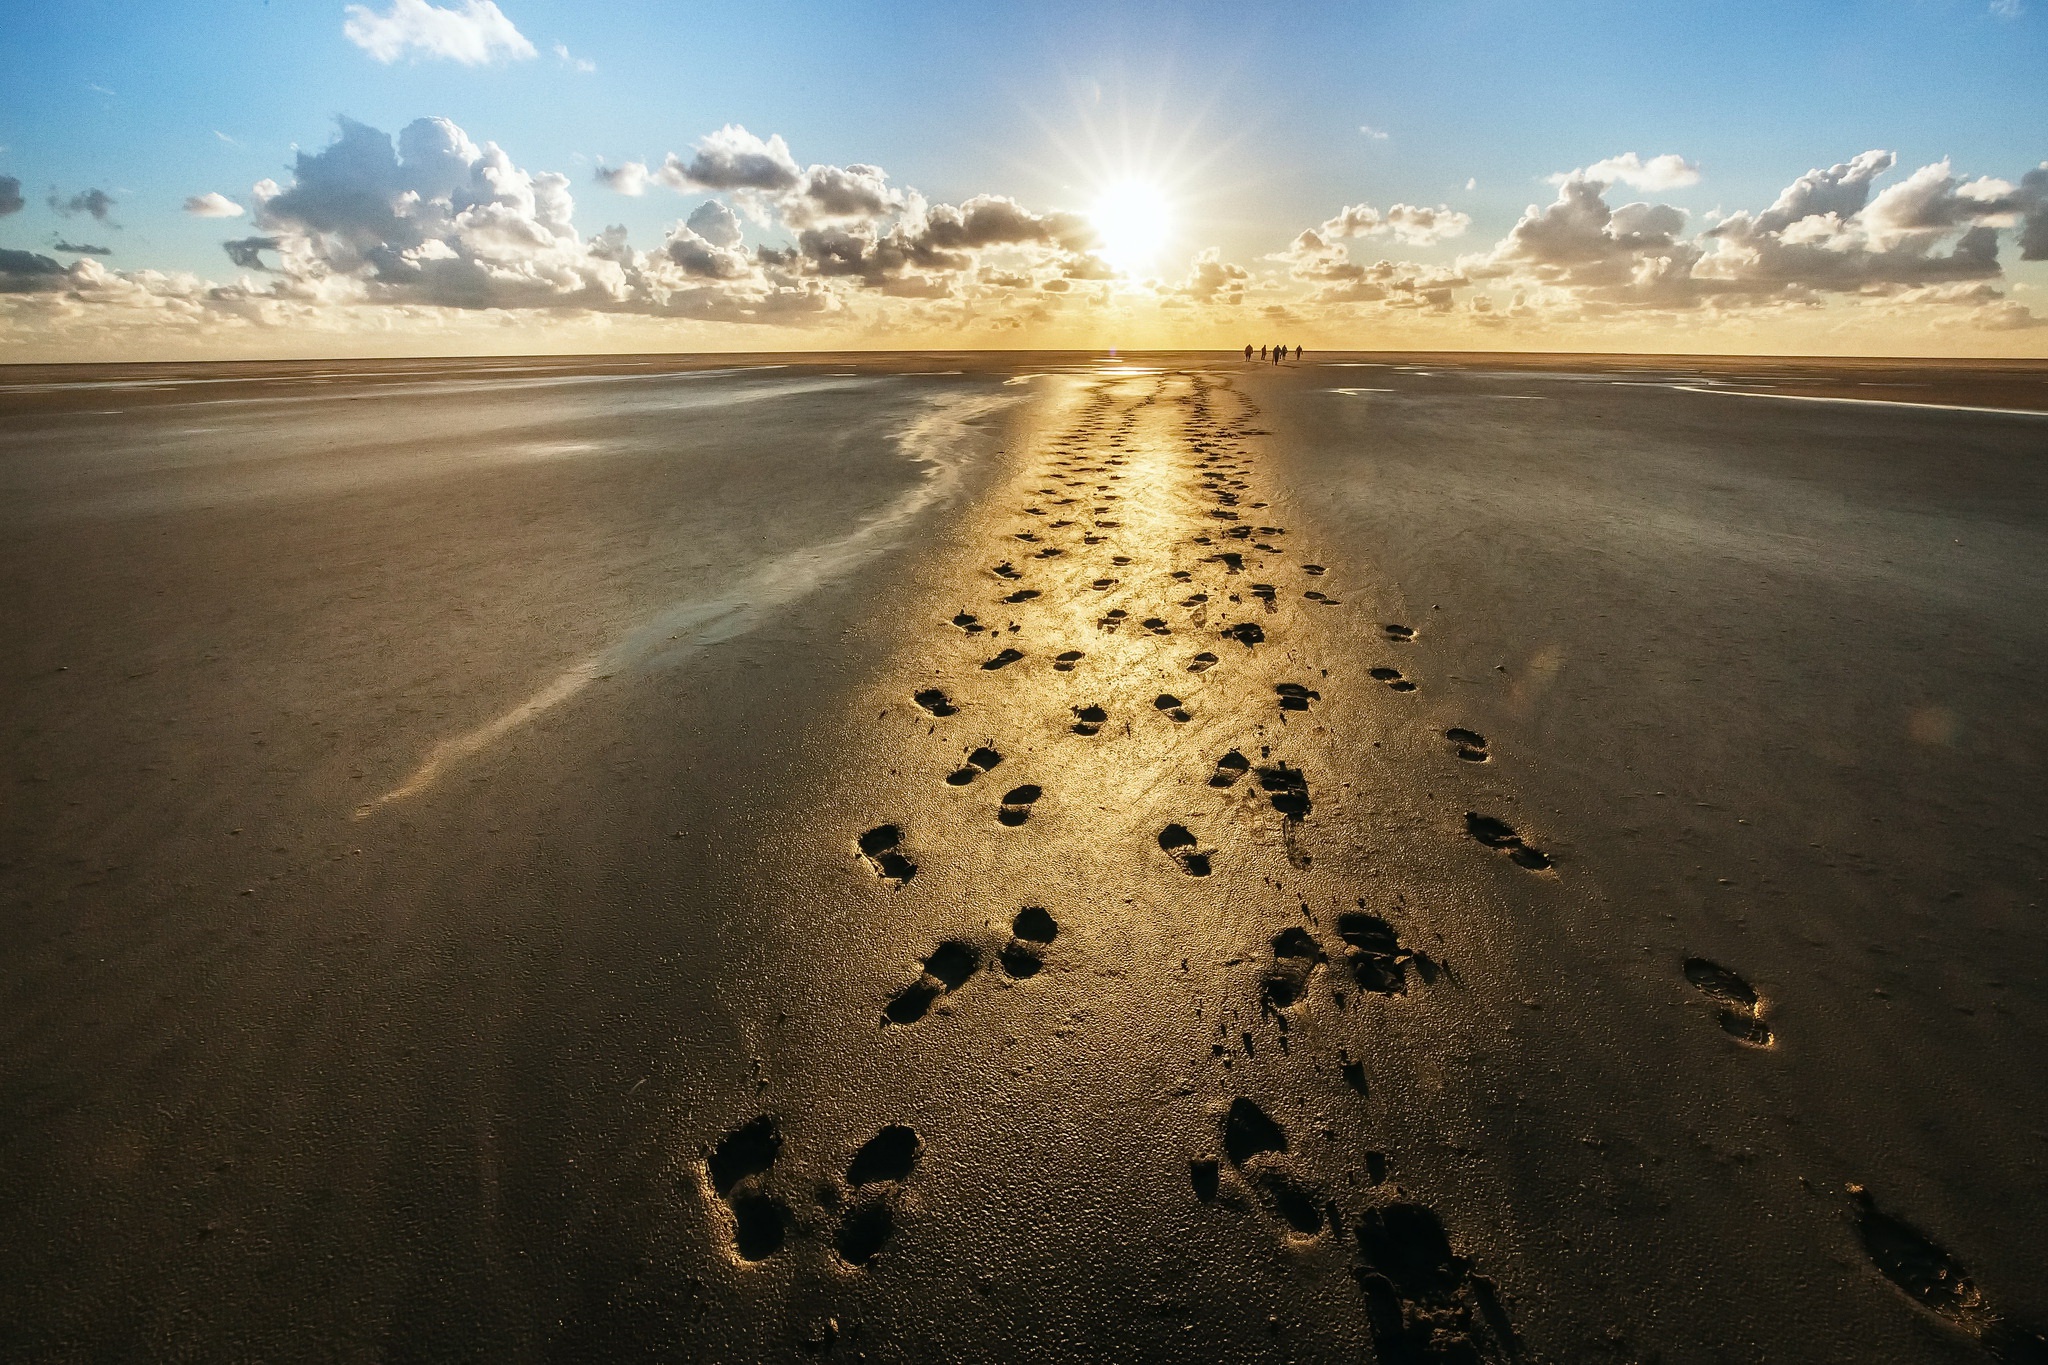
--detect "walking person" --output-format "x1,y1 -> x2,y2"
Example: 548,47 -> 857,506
1244,343 -> 1253,361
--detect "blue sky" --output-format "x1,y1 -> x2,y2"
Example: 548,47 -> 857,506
2,0 -> 2044,357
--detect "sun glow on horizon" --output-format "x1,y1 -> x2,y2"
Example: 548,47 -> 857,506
1090,180 -> 1176,278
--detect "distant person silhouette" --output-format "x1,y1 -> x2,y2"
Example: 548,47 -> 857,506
1295,345 -> 1305,359
1259,345 -> 1267,360
1244,344 -> 1253,361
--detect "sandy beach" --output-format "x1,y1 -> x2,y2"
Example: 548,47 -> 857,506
2,351 -> 2045,1362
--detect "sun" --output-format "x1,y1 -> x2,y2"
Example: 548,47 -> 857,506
1090,180 -> 1175,277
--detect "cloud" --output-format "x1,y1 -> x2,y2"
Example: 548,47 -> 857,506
184,192 -> 246,218
1991,0 -> 2022,17
0,176 -> 22,216
595,161 -> 649,196
1316,201 -> 1472,245
55,240 -> 113,255
1558,152 -> 1702,192
50,187 -> 118,225
1175,248 -> 1250,304
2018,165 -> 2048,260
686,199 -> 743,247
552,42 -> 595,73
781,163 -> 904,228
657,125 -> 801,193
0,248 -> 69,292
342,0 -> 536,65
1359,125 -> 1389,141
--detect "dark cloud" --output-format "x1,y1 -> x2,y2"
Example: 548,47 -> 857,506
2020,166 -> 2048,261
55,240 -> 113,255
50,187 -> 118,225
0,176 -> 23,217
222,236 -> 281,270
0,248 -> 69,292
657,126 -> 800,193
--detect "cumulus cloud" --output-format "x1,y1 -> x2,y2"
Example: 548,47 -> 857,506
342,0 -> 536,65
55,241 -> 113,255
1558,152 -> 1702,192
1360,125 -> 1390,141
1176,248 -> 1250,304
0,176 -> 22,217
685,199 -> 743,247
1317,201 -> 1471,245
595,161 -> 650,196
1285,148 -> 2046,327
184,191 -> 245,218
50,187 -> 118,225
657,125 -> 801,193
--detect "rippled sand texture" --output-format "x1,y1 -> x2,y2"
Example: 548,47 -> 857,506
1,353 -> 2044,1362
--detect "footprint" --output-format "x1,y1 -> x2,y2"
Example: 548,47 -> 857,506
945,746 -> 1003,786
1223,1096 -> 1287,1165
1219,1098 -> 1323,1236
1337,909 -> 1434,994
883,940 -> 980,1025
1002,589 -> 1042,603
998,784 -> 1043,827
1382,624 -> 1416,642
1221,622 -> 1265,648
1847,1184 -> 2047,1358
1683,958 -> 1773,1046
981,648 -> 1024,670
1154,693 -> 1192,723
1261,926 -> 1325,1009
708,1116 -> 789,1262
1053,649 -> 1085,672
1034,546 -> 1064,558
1141,617 -> 1171,635
992,562 -> 1021,580
1014,531 -> 1039,542
1209,750 -> 1251,787
1250,583 -> 1278,610
1091,578 -> 1119,590
846,1123 -> 922,1186
1111,555 -> 1133,565
1098,609 -> 1129,632
1369,666 -> 1418,693
858,825 -> 917,885
952,612 -> 986,634
1256,763 -> 1311,819
1071,704 -> 1108,736
1303,591 -> 1342,604
1188,651 -> 1220,673
1446,728 -> 1489,762
1159,823 -> 1213,876
1000,905 -> 1059,977
1464,813 -> 1552,871
1352,1201 -> 1523,1364
835,1125 -> 925,1267
1276,683 -> 1320,712
913,688 -> 958,717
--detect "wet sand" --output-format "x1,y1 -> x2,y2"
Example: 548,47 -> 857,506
2,352 -> 2045,1362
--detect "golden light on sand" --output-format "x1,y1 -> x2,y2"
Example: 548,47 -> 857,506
1089,180 -> 1175,277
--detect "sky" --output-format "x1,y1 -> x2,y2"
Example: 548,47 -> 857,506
2,0 -> 2045,360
